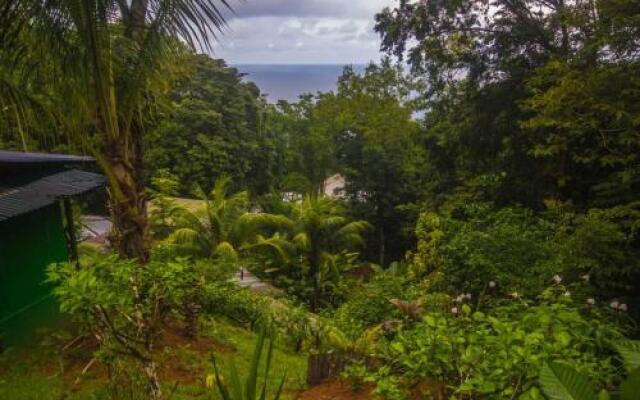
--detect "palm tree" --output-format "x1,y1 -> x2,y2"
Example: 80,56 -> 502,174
0,0 -> 232,262
169,176 -> 293,261
255,196 -> 370,312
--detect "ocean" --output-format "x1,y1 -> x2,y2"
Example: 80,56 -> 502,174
235,64 -> 367,103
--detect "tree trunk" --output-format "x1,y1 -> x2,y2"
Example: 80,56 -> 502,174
312,263 -> 320,313
97,0 -> 151,263
105,127 -> 150,263
183,300 -> 201,339
379,228 -> 385,266
307,353 -> 346,386
143,359 -> 162,400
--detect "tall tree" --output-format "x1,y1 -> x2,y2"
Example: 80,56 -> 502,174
375,0 -> 640,210
311,63 -> 423,264
0,0 -> 232,262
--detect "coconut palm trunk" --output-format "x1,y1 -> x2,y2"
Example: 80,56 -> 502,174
104,126 -> 151,262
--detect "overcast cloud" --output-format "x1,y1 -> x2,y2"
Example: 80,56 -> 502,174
212,0 -> 395,64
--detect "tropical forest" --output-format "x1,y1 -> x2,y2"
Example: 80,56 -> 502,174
1,1 -> 640,399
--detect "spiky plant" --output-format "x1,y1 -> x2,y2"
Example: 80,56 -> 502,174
211,330 -> 286,400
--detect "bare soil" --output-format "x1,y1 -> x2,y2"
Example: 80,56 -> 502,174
296,380 -> 373,400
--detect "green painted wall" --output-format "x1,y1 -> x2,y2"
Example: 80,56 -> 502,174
0,203 -> 68,347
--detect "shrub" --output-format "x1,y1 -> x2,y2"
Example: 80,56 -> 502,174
349,287 -> 626,399
46,255 -> 201,398
332,272 -> 408,340
413,204 -> 640,303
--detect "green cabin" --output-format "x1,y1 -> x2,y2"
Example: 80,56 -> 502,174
0,151 -> 105,348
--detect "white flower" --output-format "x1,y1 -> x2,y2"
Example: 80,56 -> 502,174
553,275 -> 562,284
510,292 -> 520,299
581,274 -> 590,282
587,298 -> 596,305
465,293 -> 472,300
563,291 -> 571,297
619,304 -> 628,312
489,281 -> 497,289
610,301 -> 620,309
455,295 -> 464,303
451,307 -> 459,315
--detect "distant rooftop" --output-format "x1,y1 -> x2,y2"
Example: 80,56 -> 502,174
0,150 -> 93,166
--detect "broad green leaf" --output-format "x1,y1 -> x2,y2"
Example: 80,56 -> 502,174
620,368 -> 640,400
539,362 -> 599,400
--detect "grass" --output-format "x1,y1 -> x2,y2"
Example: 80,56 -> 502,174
148,197 -> 206,214
0,317 -> 307,400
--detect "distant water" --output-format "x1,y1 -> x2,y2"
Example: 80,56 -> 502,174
235,64 -> 367,103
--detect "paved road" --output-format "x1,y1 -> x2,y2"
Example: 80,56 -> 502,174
233,268 -> 282,296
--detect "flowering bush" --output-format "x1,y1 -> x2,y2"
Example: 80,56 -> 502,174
346,287 -> 626,399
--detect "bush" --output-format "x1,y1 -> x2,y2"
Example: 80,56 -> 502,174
46,255 -> 201,398
332,272 -> 408,340
413,204 -> 640,303
348,287 -> 626,399
439,206 -> 557,296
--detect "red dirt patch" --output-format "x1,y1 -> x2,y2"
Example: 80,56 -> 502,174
297,380 -> 373,400
157,321 -> 235,385
159,320 -> 233,354
30,320 -> 234,388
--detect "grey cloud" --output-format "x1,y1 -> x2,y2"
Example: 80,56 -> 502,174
211,1 -> 392,64
225,0 -> 392,19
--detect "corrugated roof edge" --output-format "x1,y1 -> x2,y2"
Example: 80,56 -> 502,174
0,169 -> 106,222
0,150 -> 94,165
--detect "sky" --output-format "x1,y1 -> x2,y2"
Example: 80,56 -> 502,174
214,0 -> 395,65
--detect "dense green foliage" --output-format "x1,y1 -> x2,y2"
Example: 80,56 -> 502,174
2,1 -> 640,399
373,0 -> 640,212
144,55 -> 276,196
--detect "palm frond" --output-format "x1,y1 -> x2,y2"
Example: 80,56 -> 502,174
293,232 -> 311,251
214,241 -> 238,261
211,175 -> 232,204
614,340 -> 640,373
171,206 -> 208,236
340,233 -> 367,249
167,227 -> 211,256
335,220 -> 371,236
232,213 -> 294,244
244,234 -> 294,264
321,215 -> 348,230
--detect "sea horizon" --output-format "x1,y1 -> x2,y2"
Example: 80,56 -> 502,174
234,64 -> 368,103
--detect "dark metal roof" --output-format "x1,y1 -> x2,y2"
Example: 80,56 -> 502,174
0,150 -> 94,165
0,169 -> 106,222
